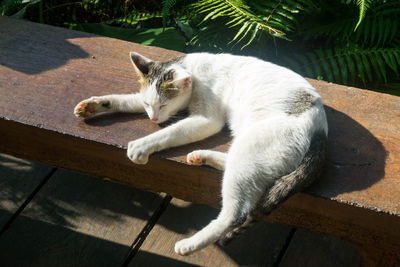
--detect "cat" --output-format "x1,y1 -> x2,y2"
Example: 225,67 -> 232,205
74,52 -> 328,256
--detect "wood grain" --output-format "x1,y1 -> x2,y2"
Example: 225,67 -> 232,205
0,169 -> 165,266
131,198 -> 292,267
0,153 -> 53,229
279,229 -> 360,267
1,16 -> 400,260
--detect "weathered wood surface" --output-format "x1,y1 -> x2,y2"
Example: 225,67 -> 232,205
0,168 -> 165,266
0,153 -> 53,229
131,198 -> 292,266
279,229 -> 360,267
1,16 -> 400,260
0,154 -> 360,266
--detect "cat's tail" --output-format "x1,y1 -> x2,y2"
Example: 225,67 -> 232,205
219,129 -> 328,246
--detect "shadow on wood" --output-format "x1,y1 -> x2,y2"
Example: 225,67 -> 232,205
0,209 -> 201,266
0,20 -> 90,75
309,105 -> 387,198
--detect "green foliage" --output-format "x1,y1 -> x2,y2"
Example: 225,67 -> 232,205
70,23 -> 185,51
162,0 -> 177,27
193,0 -> 284,48
191,0 -> 315,48
3,0 -> 400,92
106,12 -> 164,28
354,0 -> 373,30
282,0 -> 400,90
285,47 -> 400,86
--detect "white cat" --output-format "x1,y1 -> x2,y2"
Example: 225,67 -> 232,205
74,52 -> 328,255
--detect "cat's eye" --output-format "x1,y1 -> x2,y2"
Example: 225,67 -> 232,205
143,101 -> 149,106
160,104 -> 167,109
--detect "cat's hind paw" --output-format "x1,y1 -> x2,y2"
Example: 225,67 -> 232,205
74,97 -> 110,118
174,238 -> 198,256
187,151 -> 206,166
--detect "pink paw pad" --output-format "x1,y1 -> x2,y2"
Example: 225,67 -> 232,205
187,153 -> 205,165
74,101 -> 95,118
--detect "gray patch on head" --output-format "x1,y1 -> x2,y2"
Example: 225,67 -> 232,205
155,69 -> 179,100
285,89 -> 317,116
144,56 -> 185,100
146,56 -> 185,83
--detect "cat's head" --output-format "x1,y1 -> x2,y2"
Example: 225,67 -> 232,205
130,52 -> 192,124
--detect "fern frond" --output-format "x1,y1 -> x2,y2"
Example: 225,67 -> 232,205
1,0 -> 23,16
190,22 -> 237,52
250,0 -> 315,32
285,47 -> 400,86
106,12 -> 163,27
193,0 -> 287,48
299,0 -> 400,47
354,0 -> 374,30
162,0 -> 177,27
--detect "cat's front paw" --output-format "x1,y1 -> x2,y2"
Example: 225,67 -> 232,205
187,151 -> 206,166
74,97 -> 110,118
127,139 -> 152,164
174,238 -> 198,256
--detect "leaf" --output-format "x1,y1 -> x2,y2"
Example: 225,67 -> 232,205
307,52 -> 322,78
327,49 -> 341,83
162,0 -> 177,27
316,49 -> 334,82
236,22 -> 254,44
336,49 -> 349,84
283,47 -> 400,88
193,0 -> 287,47
72,23 -> 185,52
231,21 -> 250,42
353,53 -> 367,85
374,52 -> 387,83
360,53 -> 373,81
10,0 -> 39,18
354,0 -> 373,31
241,25 -> 259,49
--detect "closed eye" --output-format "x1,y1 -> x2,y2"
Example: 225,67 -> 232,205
143,101 -> 149,106
160,104 -> 167,109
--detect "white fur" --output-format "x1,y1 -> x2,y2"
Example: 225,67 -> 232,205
74,52 -> 328,255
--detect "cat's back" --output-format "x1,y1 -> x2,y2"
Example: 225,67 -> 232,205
183,53 -> 312,92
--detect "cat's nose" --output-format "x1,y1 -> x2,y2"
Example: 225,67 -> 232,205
151,117 -> 158,122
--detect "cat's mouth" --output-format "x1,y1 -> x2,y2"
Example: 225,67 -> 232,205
150,117 -> 167,124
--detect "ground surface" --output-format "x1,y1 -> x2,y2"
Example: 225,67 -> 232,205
0,153 -> 360,266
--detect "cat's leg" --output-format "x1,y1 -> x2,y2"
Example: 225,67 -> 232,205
127,115 -> 225,164
187,150 -> 227,170
74,93 -> 144,118
175,133 -> 268,255
174,122 -> 298,255
174,158 -> 265,256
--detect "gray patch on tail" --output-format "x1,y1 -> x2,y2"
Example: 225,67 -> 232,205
231,210 -> 248,227
259,129 -> 327,214
285,89 -> 317,116
219,214 -> 256,246
219,129 -> 328,246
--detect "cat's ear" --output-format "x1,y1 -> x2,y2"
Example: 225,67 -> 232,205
172,69 -> 191,90
129,52 -> 153,76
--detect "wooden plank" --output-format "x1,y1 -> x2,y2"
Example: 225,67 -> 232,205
0,153 -> 53,229
279,229 -> 360,267
0,169 -> 165,266
0,17 -> 400,255
130,198 -> 292,266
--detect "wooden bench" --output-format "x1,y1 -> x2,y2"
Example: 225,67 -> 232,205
0,16 -> 399,266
